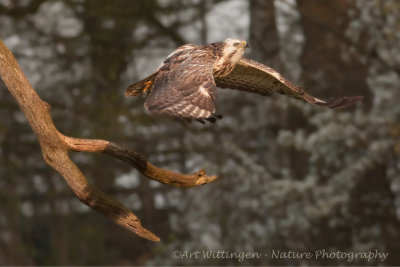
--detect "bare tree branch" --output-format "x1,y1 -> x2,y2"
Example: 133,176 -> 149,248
0,39 -> 217,242
60,134 -> 217,187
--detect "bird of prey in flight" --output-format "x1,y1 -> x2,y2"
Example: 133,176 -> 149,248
125,38 -> 362,123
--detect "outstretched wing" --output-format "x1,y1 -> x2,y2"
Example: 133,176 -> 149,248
145,49 -> 218,122
215,58 -> 363,109
125,44 -> 199,97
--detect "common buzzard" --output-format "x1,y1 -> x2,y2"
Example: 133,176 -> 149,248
125,38 -> 362,123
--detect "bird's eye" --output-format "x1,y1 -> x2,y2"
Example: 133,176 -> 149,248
233,42 -> 240,47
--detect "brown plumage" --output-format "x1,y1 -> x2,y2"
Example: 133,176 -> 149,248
125,39 -> 363,123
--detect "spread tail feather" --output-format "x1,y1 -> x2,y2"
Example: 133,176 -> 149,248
125,73 -> 157,97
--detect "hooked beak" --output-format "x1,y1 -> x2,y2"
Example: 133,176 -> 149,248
241,41 -> 249,48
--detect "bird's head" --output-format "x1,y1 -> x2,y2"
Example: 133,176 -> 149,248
221,38 -> 248,64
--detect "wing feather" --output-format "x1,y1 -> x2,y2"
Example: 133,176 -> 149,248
215,58 -> 363,109
125,72 -> 157,97
144,48 -> 218,121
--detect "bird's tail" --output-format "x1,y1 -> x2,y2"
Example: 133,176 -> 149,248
125,73 -> 157,97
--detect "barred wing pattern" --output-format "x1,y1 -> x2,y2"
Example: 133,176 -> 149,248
215,58 -> 363,109
144,48 -> 218,122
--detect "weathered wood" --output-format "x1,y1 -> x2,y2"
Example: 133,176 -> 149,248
60,134 -> 217,187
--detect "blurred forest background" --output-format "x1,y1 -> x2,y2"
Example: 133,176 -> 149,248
1,0 -> 400,265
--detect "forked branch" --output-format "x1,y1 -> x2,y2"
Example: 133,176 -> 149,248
0,39 -> 217,242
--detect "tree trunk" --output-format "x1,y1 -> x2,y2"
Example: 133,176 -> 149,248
297,0 -> 372,106
249,0 -> 283,71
